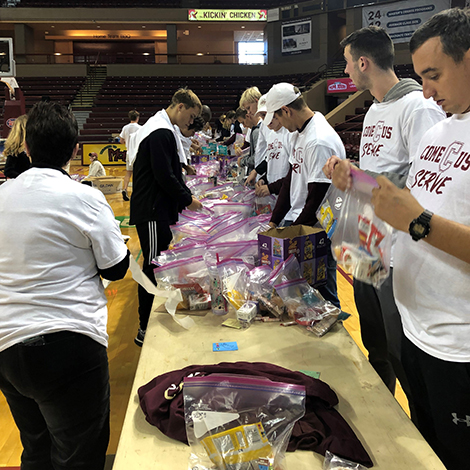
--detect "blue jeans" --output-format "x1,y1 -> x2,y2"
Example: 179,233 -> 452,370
0,331 -> 110,470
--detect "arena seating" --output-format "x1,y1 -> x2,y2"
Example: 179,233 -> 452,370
15,76 -> 86,110
77,73 -> 314,143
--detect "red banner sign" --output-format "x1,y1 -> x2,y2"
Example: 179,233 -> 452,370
327,78 -> 357,94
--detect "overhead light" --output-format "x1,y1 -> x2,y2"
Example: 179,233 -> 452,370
97,25 -> 101,29
261,32 -> 264,35
51,25 -> 55,28
196,53 -> 204,56
198,25 -> 201,29
143,52 -> 150,55
241,26 -> 245,29
54,53 -> 61,56
45,31 -> 49,34
142,25 -> 146,28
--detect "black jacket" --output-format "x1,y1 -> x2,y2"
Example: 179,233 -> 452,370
4,151 -> 31,178
130,129 -> 192,226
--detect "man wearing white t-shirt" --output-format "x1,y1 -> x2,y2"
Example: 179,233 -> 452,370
0,102 -> 129,470
265,83 -> 346,307
254,113 -> 292,193
120,109 -> 141,201
324,27 -> 445,404
370,9 -> 470,469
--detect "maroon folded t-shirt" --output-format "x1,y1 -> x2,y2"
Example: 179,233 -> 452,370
138,361 -> 373,467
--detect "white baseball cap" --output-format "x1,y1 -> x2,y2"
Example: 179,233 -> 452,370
256,94 -> 268,116
265,82 -> 301,125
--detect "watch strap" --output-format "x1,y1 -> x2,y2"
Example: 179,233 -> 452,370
409,209 -> 433,241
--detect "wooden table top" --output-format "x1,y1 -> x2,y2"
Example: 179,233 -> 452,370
113,304 -> 446,470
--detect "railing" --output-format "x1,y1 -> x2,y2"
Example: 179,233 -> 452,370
14,52 -> 267,65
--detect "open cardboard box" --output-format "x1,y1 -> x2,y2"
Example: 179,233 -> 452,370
258,225 -> 328,287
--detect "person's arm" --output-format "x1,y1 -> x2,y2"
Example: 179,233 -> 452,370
254,124 -> 268,168
245,169 -> 258,186
222,133 -> 237,146
88,202 -> 130,280
270,166 -> 292,227
371,176 -> 470,264
246,159 -> 268,187
4,155 -> 20,178
147,130 -> 193,209
267,176 -> 285,195
98,250 -> 130,281
293,182 -> 330,226
255,159 -> 268,177
241,126 -> 259,169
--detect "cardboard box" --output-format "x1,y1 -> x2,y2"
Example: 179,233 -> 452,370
89,176 -> 123,194
258,225 -> 328,287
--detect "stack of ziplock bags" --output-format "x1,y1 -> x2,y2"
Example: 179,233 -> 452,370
152,161 -> 350,337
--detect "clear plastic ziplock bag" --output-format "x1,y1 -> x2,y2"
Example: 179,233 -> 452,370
330,167 -> 392,288
184,374 -> 306,470
217,259 -> 254,310
275,279 -> 341,336
267,254 -> 301,287
316,185 -> 346,238
153,256 -> 211,310
323,450 -> 368,470
247,266 -> 285,318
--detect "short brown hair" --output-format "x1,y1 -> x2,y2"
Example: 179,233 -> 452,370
340,26 -> 395,71
410,7 -> 470,63
234,107 -> 247,119
170,88 -> 202,112
128,109 -> 140,121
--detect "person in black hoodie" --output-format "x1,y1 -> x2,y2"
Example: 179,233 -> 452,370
129,88 -> 203,347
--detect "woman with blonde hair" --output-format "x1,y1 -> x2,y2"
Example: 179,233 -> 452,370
4,114 -> 30,178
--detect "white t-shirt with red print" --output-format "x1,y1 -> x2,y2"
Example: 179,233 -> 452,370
266,126 -> 292,184
394,111 -> 470,362
360,91 -> 445,175
288,112 -> 346,221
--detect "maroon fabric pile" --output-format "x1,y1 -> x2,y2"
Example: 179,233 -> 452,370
138,361 -> 373,467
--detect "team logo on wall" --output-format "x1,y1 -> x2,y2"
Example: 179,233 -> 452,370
6,118 -> 16,128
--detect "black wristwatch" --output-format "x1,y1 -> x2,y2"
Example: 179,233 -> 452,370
409,209 -> 433,241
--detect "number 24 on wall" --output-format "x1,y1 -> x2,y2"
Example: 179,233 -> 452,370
368,10 -> 382,27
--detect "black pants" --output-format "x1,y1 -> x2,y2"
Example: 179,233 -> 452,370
353,271 -> 414,417
402,336 -> 470,470
317,241 -> 340,309
136,221 -> 172,331
0,331 -> 109,470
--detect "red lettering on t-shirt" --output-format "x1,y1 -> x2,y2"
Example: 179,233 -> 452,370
454,151 -> 470,172
268,151 -> 280,161
439,142 -> 464,173
362,142 -> 384,157
412,169 -> 452,194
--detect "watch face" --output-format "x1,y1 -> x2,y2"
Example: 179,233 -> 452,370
414,223 -> 426,236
